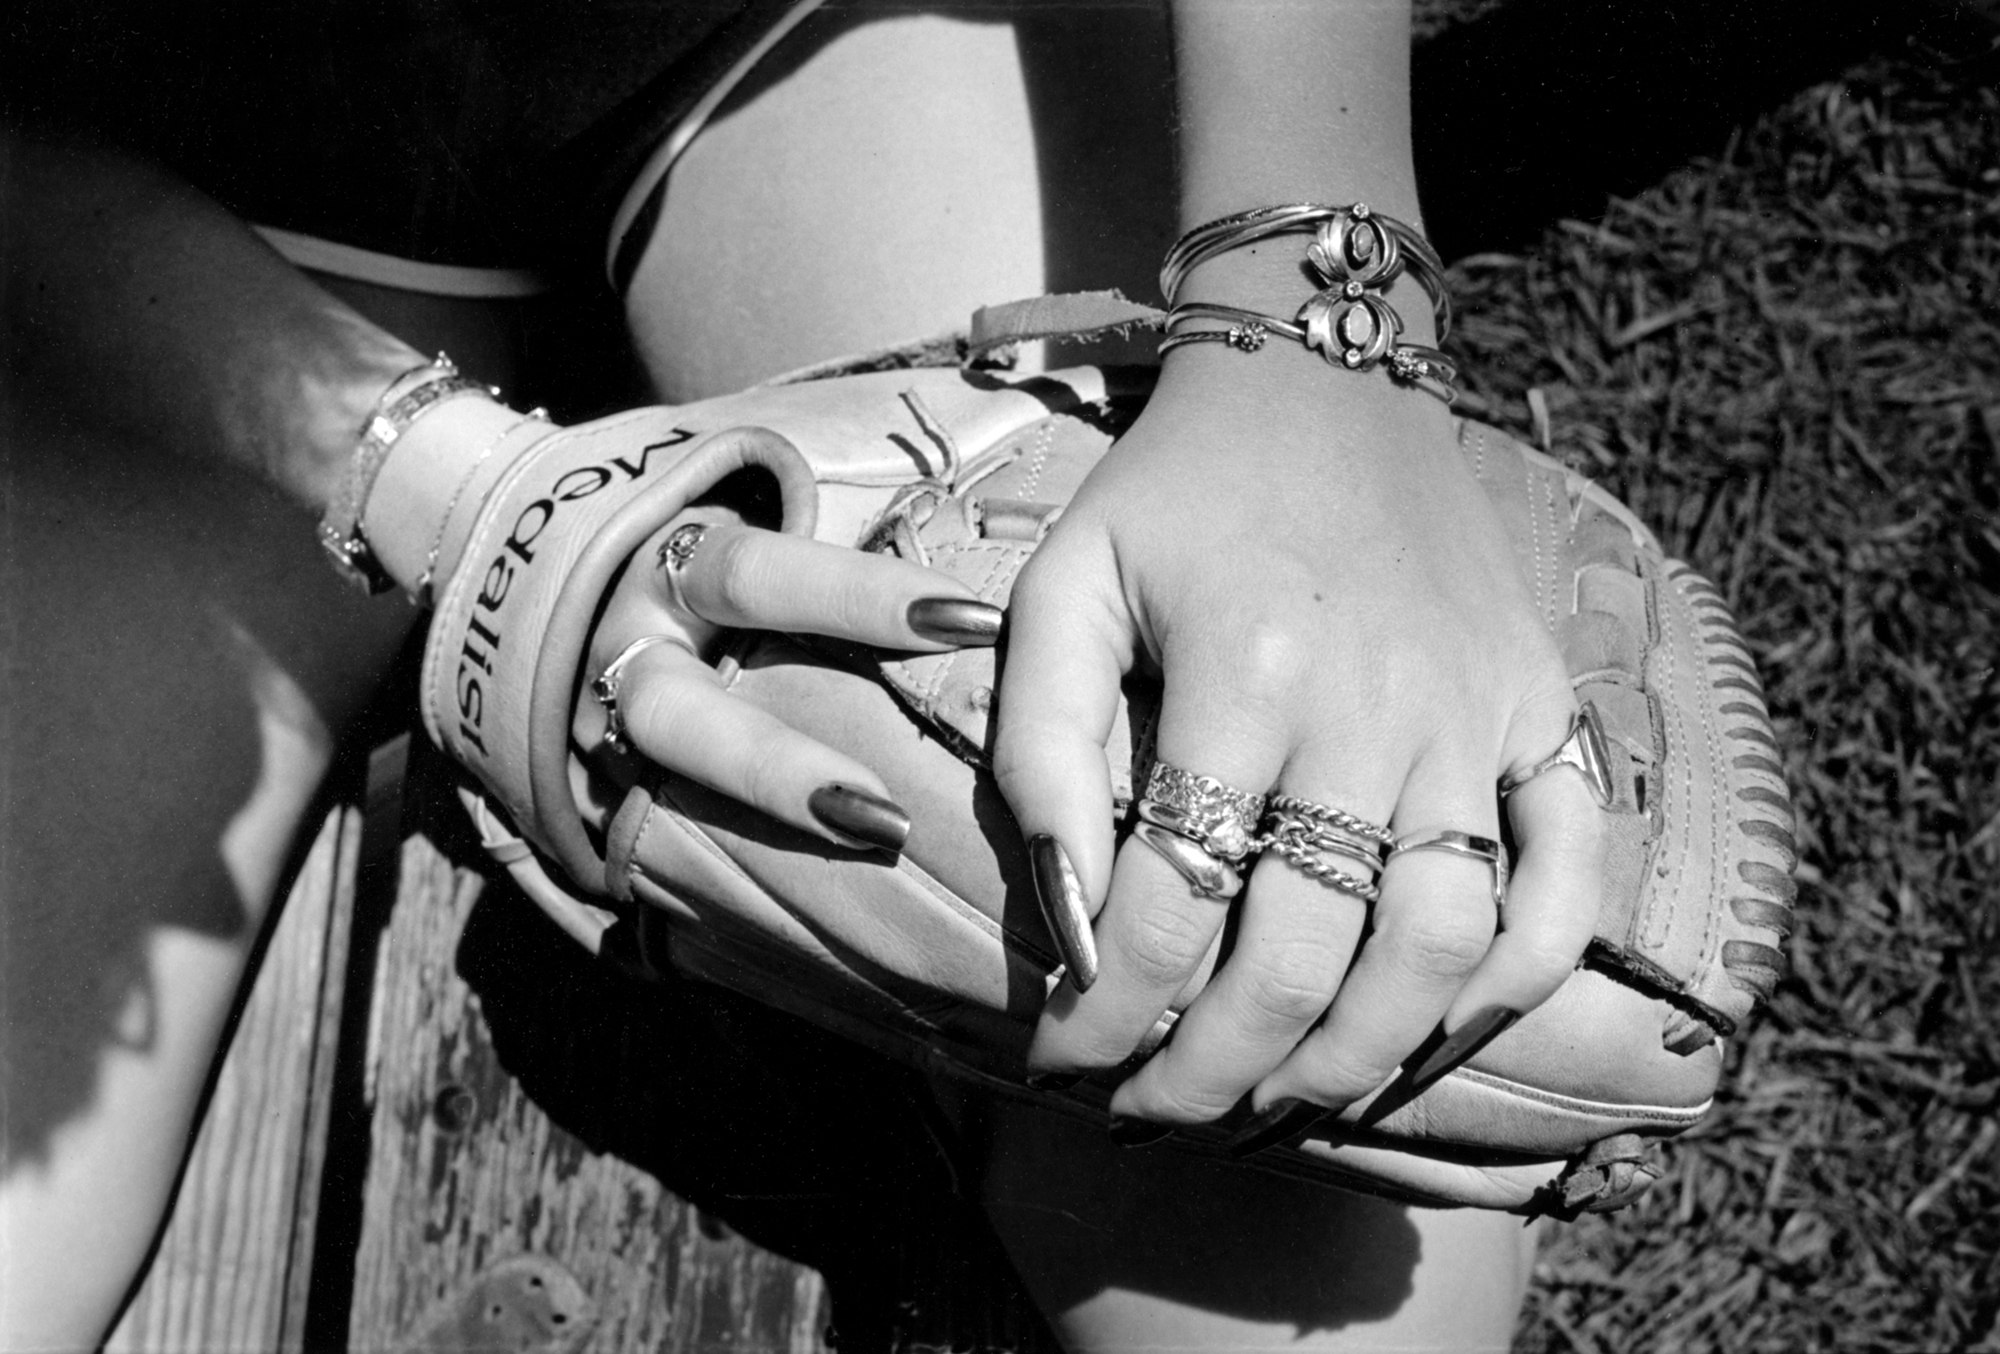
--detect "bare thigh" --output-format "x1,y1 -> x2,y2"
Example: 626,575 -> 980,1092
627,0 -> 1179,400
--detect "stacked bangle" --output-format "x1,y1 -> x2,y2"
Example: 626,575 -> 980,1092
1159,302 -> 1459,403
319,353 -> 500,594
1157,202 -> 1458,403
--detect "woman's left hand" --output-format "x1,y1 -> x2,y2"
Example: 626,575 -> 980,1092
993,345 -> 1607,1138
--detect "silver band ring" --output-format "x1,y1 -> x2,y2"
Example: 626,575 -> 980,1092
1258,835 -> 1382,904
1295,827 -> 1388,877
1387,828 -> 1510,913
658,521 -> 712,574
1499,701 -> 1615,808
590,634 -> 692,754
1138,762 -> 1264,862
1258,808 -> 1388,882
1263,794 -> 1395,848
1135,823 -> 1243,900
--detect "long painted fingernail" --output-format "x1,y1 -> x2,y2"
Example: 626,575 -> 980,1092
1406,1006 -> 1521,1093
1226,1098 -> 1336,1158
906,597 -> 1004,647
1029,835 -> 1099,991
1107,1116 -> 1175,1148
1025,1071 -> 1082,1092
808,784 -> 912,852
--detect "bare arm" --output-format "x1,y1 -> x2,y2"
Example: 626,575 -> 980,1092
2,131 -> 423,509
999,0 -> 1602,1139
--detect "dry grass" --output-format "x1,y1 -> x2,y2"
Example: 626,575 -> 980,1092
1432,35 -> 2000,1354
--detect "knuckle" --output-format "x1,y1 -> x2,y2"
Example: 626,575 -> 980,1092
1505,930 -> 1590,986
1230,616 -> 1312,708
1300,1043 -> 1395,1104
736,732 -> 799,809
1382,907 -> 1492,981
702,530 -> 764,616
990,718 -> 1058,799
1236,943 -> 1340,1027
1118,906 -> 1214,990
1540,799 -> 1608,860
1140,1075 -> 1243,1124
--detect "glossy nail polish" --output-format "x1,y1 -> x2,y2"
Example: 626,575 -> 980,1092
907,597 -> 1004,647
1226,1098 -> 1336,1158
1025,1071 -> 1082,1092
1107,1116 -> 1176,1148
808,784 -> 912,852
1029,834 -> 1099,991
1406,1006 -> 1522,1093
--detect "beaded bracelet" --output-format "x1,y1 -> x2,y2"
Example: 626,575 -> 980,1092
319,353 -> 500,594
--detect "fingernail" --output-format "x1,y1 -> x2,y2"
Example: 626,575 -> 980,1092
906,597 -> 1004,647
1107,1116 -> 1175,1148
1226,1098 -> 1335,1158
1029,835 -> 1099,991
1025,1071 -> 1082,1092
1406,1006 -> 1521,1093
808,783 -> 912,852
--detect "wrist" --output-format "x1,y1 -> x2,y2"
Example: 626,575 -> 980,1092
1175,247 -> 1440,352
362,395 -> 556,602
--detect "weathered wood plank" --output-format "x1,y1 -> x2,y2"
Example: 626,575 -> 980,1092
107,806 -> 358,1354
347,832 -> 829,1354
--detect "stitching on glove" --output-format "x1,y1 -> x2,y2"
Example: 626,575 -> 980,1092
1678,569 -> 1739,999
1532,463 -> 1557,629
1015,422 -> 1056,501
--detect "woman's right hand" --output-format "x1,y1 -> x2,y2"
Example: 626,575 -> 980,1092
570,513 -> 1003,851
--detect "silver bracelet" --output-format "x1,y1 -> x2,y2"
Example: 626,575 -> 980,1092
1159,302 -> 1459,403
318,352 -> 500,594
1160,202 -> 1452,341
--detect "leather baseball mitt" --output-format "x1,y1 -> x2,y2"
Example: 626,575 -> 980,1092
409,341 -> 1794,1215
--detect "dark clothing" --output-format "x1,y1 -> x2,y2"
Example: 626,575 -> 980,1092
4,0 -> 801,273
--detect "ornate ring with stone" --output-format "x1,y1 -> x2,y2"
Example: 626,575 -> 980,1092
658,521 -> 711,574
1136,762 -> 1265,863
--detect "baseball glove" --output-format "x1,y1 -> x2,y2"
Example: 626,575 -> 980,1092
407,320 -> 1794,1216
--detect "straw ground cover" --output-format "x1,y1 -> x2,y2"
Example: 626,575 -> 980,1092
1429,31 -> 2000,1354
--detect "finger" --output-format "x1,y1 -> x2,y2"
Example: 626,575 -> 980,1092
1108,841 -> 1369,1122
1029,619 -> 1296,1074
1118,757 -> 1400,1132
665,521 -> 1003,650
577,638 -> 911,852
1441,699 -> 1606,1032
1255,751 -> 1500,1114
992,544 -> 1130,989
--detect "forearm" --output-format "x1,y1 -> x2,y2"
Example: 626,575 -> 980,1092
1168,0 -> 1432,345
0,131 -> 423,511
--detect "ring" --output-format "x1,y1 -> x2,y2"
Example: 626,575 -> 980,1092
657,521 -> 711,574
1256,833 -> 1382,904
1261,816 -> 1387,877
1387,828 -> 1510,913
589,634 -> 690,753
1134,823 -> 1243,900
1263,794 -> 1395,848
1498,701 -> 1614,808
1137,762 -> 1264,862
